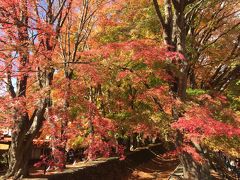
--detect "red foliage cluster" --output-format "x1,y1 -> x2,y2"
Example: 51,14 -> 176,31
80,40 -> 184,64
172,106 -> 240,139
132,123 -> 159,138
84,102 -> 125,160
84,136 -> 125,160
164,145 -> 204,163
34,148 -> 65,171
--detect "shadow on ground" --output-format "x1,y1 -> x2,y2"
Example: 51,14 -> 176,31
22,144 -> 179,180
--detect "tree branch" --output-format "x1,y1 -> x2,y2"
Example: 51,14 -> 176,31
152,0 -> 165,27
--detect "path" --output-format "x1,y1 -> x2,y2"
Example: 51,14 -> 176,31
127,155 -> 179,180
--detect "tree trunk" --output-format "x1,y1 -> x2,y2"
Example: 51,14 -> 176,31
180,153 -> 212,180
4,115 -> 32,179
190,70 -> 197,89
5,140 -> 32,180
87,87 -> 95,160
177,66 -> 188,100
4,99 -> 47,179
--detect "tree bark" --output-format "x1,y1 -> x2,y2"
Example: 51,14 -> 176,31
180,153 -> 212,180
4,114 -> 31,179
5,139 -> 32,179
175,130 -> 212,180
4,99 -> 47,179
153,0 -> 189,100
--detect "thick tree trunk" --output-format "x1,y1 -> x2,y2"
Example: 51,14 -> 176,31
4,115 -> 32,179
180,153 -> 212,180
4,100 -> 47,179
5,140 -> 32,180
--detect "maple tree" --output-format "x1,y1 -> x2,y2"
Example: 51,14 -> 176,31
92,0 -> 240,178
150,0 -> 240,178
0,0 -> 72,178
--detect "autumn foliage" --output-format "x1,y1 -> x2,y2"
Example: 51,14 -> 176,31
0,0 -> 239,179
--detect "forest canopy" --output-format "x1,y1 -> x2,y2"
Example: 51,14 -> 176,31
0,0 -> 239,179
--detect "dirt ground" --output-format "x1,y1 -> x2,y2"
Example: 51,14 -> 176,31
127,155 -> 179,180
2,145 -> 180,180
26,145 -> 179,180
